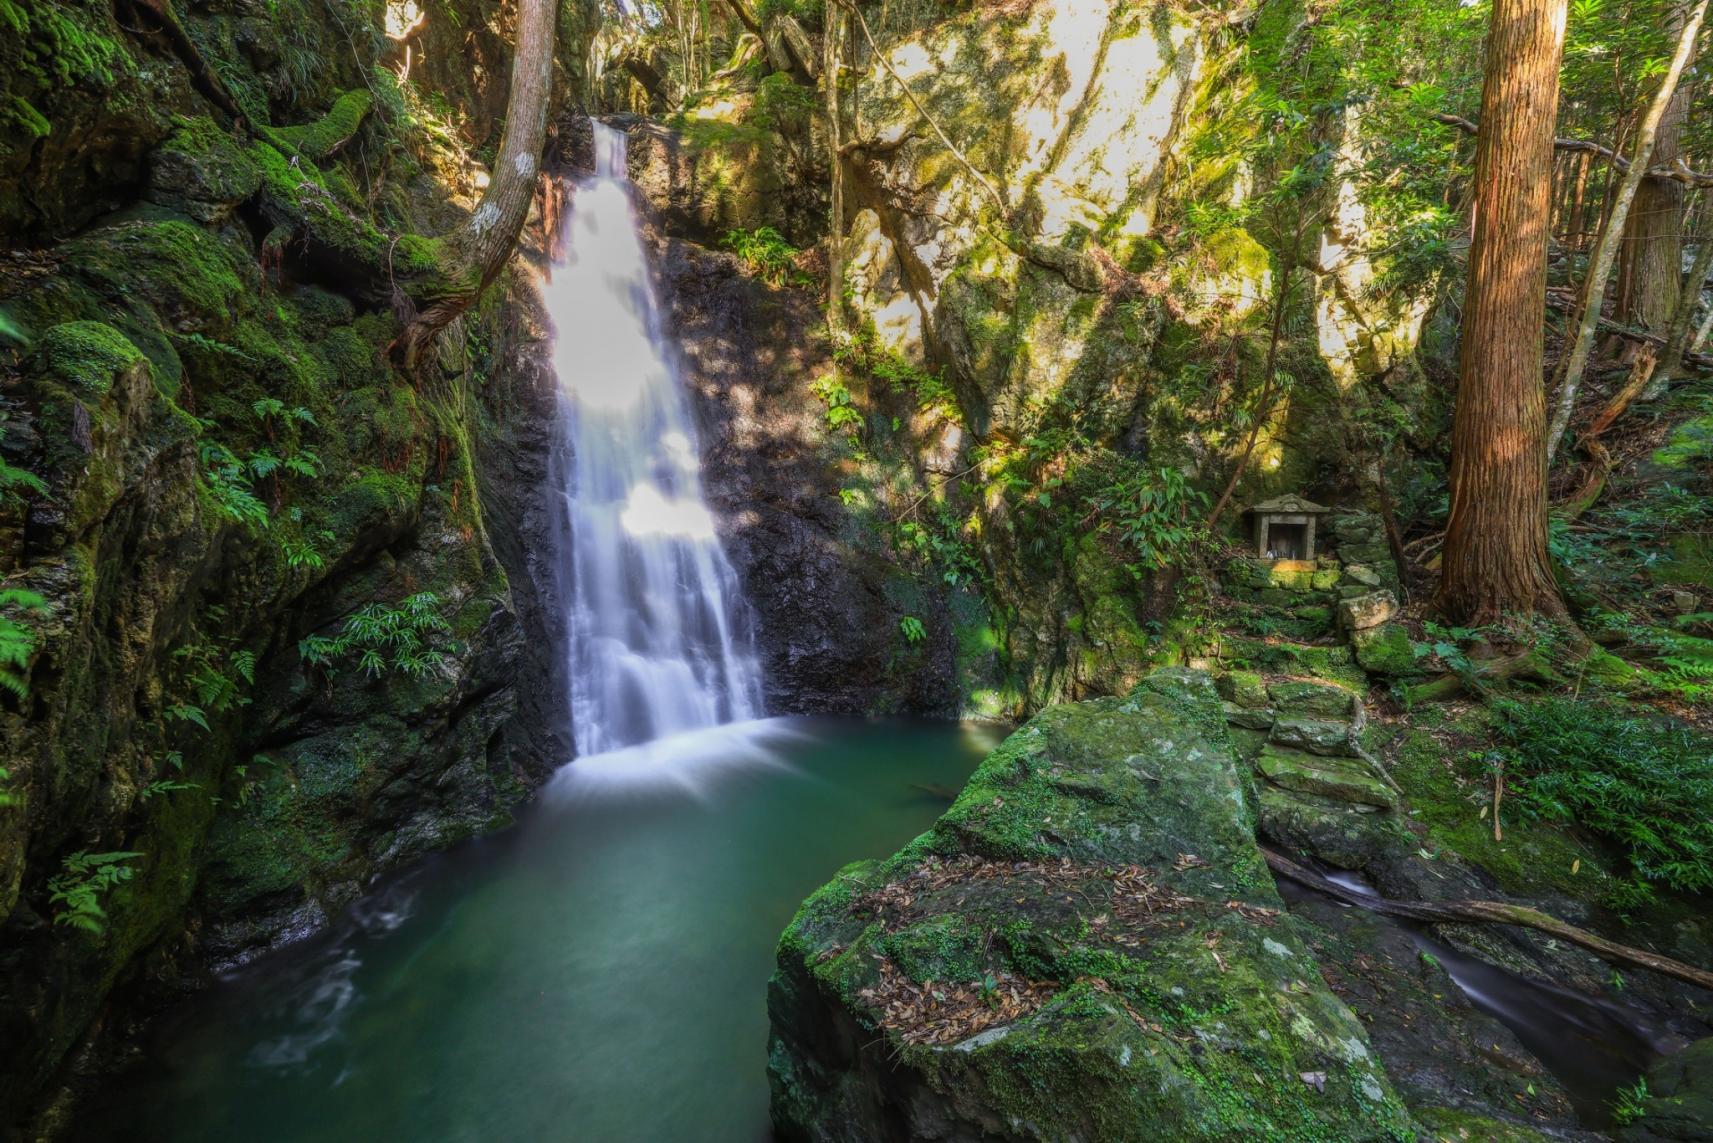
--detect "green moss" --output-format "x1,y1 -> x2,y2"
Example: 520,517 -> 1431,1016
2,0 -> 129,88
150,116 -> 263,211
1353,624 -> 1420,678
773,670 -> 1417,1141
1382,717 -> 1615,900
38,321 -> 144,394
264,89 -> 374,161
63,216 -> 251,330
1,94 -> 51,144
322,468 -> 418,539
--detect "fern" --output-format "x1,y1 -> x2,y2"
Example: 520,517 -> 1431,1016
299,592 -> 451,679
47,851 -> 143,935
0,588 -> 49,698
1494,698 -> 1713,898
165,702 -> 209,731
1654,630 -> 1713,700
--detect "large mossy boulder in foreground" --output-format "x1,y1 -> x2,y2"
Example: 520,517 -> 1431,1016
767,670 -> 1416,1141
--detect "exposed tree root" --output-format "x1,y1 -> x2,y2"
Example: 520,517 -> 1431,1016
1403,648 -> 1568,705
1263,848 -> 1713,993
120,0 -> 248,128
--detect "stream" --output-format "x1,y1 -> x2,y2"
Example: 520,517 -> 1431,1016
98,718 -> 1005,1142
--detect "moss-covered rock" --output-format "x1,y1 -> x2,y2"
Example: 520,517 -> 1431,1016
768,669 -> 1417,1141
0,0 -> 573,1122
1622,1037 -> 1713,1142
1352,623 -> 1419,678
36,321 -> 144,395
1256,743 -> 1395,809
146,116 -> 263,223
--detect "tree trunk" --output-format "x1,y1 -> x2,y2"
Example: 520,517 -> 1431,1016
824,5 -> 845,345
1545,0 -> 1710,460
1613,1 -> 1692,332
1434,0 -> 1569,625
1648,199 -> 1713,394
390,0 -> 558,373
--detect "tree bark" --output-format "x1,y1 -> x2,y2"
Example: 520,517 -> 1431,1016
1545,0 -> 1710,461
390,0 -> 558,373
1434,0 -> 1569,625
1648,199 -> 1713,394
1263,848 -> 1713,993
825,4 -> 845,344
1614,2 -> 1692,332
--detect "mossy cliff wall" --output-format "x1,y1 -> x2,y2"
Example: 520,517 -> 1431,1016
834,0 -> 1448,713
630,0 -> 1450,718
0,0 -> 593,1132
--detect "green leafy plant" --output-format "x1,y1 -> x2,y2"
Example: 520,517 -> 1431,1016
199,441 -> 272,528
835,331 -> 962,424
139,779 -> 200,801
1492,697 -> 1713,899
47,851 -> 143,934
810,375 -> 863,434
893,506 -> 983,588
1088,464 -> 1209,573
899,615 -> 927,645
0,588 -> 49,698
1611,1077 -> 1649,1126
165,701 -> 209,730
282,530 -> 332,571
299,591 -> 451,679
0,765 -> 17,809
721,226 -> 804,286
0,410 -> 46,510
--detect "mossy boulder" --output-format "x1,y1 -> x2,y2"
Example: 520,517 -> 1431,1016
1217,669 -> 1270,709
146,116 -> 263,223
37,321 -> 143,395
1352,624 -> 1419,678
768,669 -> 1416,1141
1622,1037 -> 1713,1142
1267,680 -> 1356,720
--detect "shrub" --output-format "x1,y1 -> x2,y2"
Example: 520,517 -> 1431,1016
721,226 -> 804,286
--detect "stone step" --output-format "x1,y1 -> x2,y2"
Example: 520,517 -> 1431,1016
1256,743 -> 1395,809
1269,716 -> 1355,756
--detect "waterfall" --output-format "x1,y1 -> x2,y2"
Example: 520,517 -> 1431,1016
543,121 -> 765,755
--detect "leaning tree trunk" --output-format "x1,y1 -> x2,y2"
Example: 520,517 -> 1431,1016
1613,1 -> 1692,333
1434,0 -> 1569,625
390,0 -> 558,373
1545,0 -> 1710,460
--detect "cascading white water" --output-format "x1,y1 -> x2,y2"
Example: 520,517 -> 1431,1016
543,121 -> 765,755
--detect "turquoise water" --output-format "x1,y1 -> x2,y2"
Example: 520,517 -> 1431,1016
103,717 -> 1002,1143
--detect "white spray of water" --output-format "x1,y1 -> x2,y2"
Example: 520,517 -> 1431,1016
543,122 -> 765,755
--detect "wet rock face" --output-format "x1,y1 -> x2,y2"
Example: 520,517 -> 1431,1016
0,14 -> 572,1125
623,114 -> 823,248
767,670 -> 1417,1141
1625,1038 -> 1713,1142
655,235 -> 956,716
